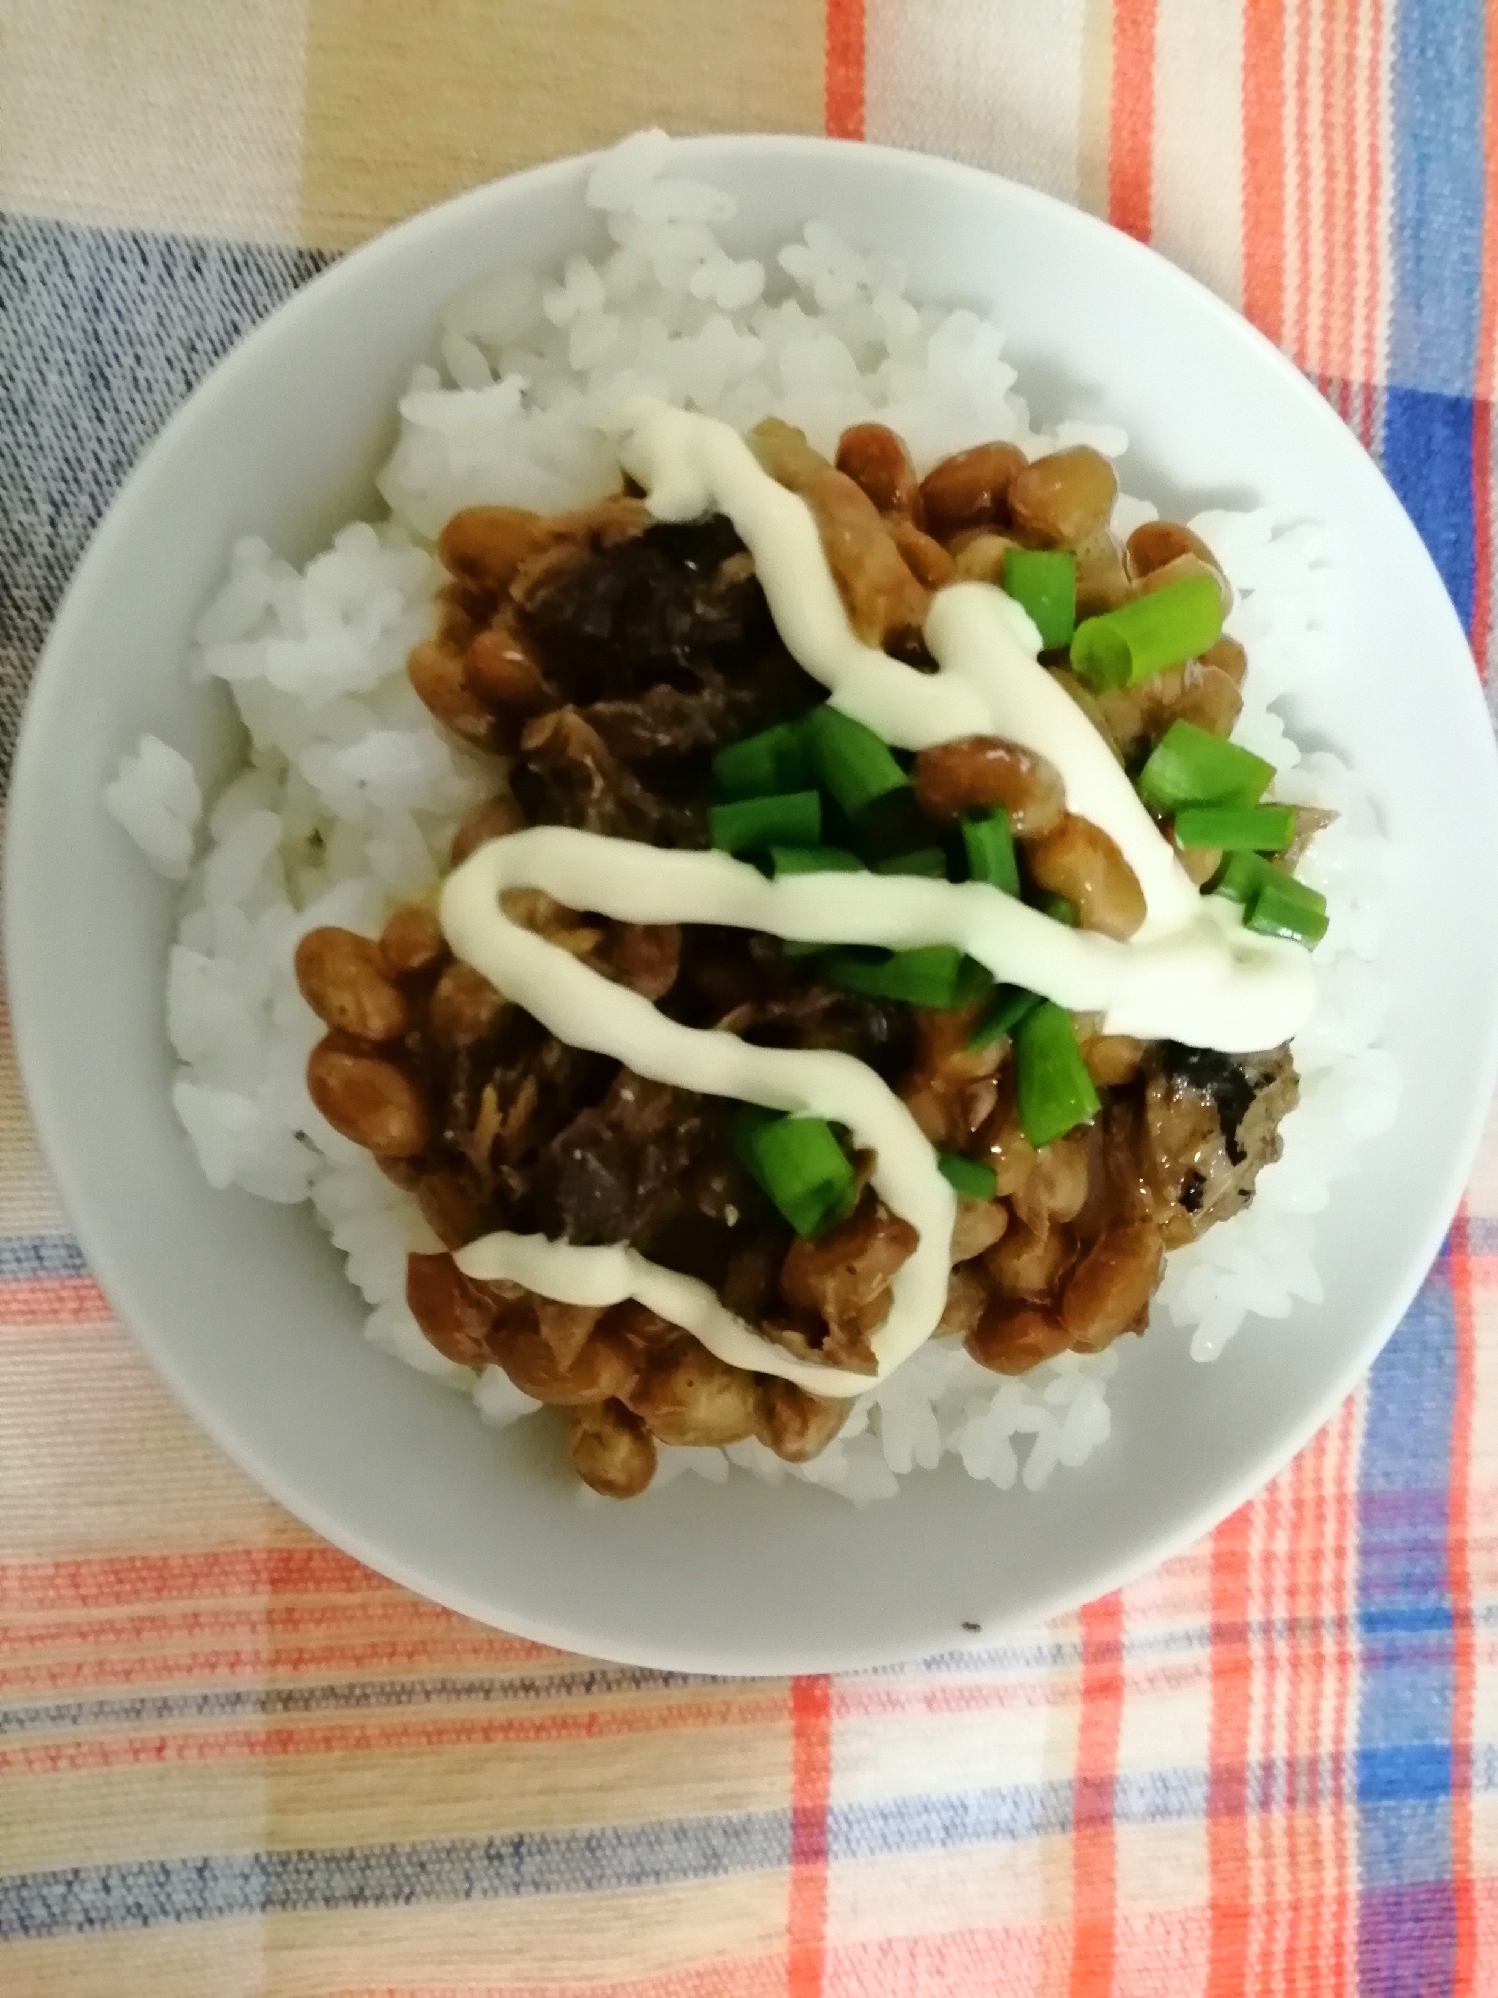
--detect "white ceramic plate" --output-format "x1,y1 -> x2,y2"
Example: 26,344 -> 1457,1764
9,137 -> 1498,1675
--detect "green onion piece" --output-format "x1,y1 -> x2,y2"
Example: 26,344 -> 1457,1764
1174,803 -> 1295,851
937,1151 -> 999,1200
961,810 -> 1020,895
1014,1002 -> 1101,1148
853,787 -> 932,866
1136,720 -> 1274,812
1036,892 -> 1077,926
826,945 -> 993,1010
1070,574 -> 1225,692
712,720 -> 812,799
709,789 -> 821,855
729,1104 -> 777,1187
747,1113 -> 857,1238
1213,851 -> 1275,904
1001,548 -> 1077,649
966,984 -> 1043,1050
1245,872 -> 1329,947
768,844 -> 864,876
805,705 -> 910,820
873,846 -> 948,878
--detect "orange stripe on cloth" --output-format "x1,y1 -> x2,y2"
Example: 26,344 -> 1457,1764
1329,1392 -> 1360,1998
824,0 -> 865,139
0,1545 -> 422,1609
1068,1592 -> 1123,1997
0,1630 -> 605,1697
1205,1502 -> 1253,1997
1241,0 -> 1286,343
787,1674 -> 832,1997
1449,1207 -> 1479,1998
1288,0 -> 1313,388
1107,0 -> 1157,240
1365,0 -> 1391,431
1321,0 -> 1352,414
1471,1 -> 1498,671
1473,392 -> 1492,676
333,1963 -> 790,1998
0,1694 -> 788,1776
0,1275 -> 111,1326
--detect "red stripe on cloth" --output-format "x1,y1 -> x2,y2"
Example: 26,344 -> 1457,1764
824,0 -> 865,140
1068,1592 -> 1123,1998
1205,1503 -> 1253,1997
1107,0 -> 1157,240
787,1674 -> 832,1998
1241,0 -> 1287,343
1449,1206 -> 1478,1998
0,1274 -> 112,1325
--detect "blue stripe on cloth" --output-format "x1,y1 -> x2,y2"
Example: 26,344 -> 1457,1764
0,215 -> 330,785
1380,387 -> 1478,635
1387,0 -> 1486,399
0,1770 -> 1230,1938
0,1814 -> 791,1939
1355,1244 -> 1459,1996
0,1236 -> 88,1282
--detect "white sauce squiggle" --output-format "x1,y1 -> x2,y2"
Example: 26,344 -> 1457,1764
446,398 -> 1317,1395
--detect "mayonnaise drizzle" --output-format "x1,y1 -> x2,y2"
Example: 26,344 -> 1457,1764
446,397 -> 1317,1396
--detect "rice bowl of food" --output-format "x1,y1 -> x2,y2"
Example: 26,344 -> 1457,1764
8,133 -> 1496,1672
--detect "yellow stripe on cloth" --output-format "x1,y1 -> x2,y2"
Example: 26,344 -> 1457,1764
297,0 -> 827,250
0,0 -> 306,242
864,0 -> 1088,206
0,1877 -> 789,1998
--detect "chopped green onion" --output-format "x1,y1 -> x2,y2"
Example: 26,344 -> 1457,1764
1002,547 -> 1077,649
1136,720 -> 1274,812
966,984 -> 1043,1050
961,810 -> 1020,895
1070,574 -> 1225,691
1209,852 -> 1328,948
768,844 -> 864,876
1174,803 -> 1295,851
873,846 -> 948,878
853,786 -> 932,865
1014,1002 -> 1101,1148
1245,872 -> 1329,947
744,1112 -> 857,1238
1213,850 -> 1275,904
709,789 -> 821,854
729,1104 -> 777,1183
712,720 -> 812,799
1035,891 -> 1077,926
805,705 -> 910,820
937,1151 -> 999,1200
826,945 -> 993,1010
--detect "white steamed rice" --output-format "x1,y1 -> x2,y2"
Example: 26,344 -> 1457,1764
107,130 -> 1397,1505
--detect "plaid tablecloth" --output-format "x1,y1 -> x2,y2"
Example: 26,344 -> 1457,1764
3,3 -> 1497,1992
